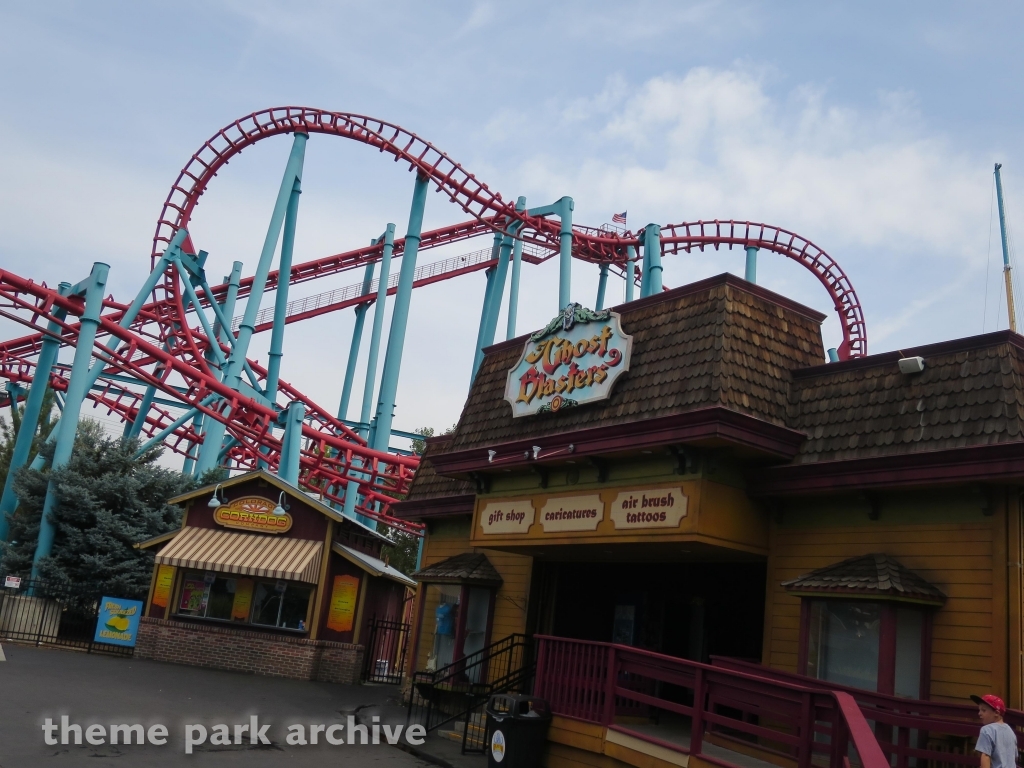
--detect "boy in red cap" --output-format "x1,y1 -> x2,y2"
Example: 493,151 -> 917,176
972,694 -> 1018,768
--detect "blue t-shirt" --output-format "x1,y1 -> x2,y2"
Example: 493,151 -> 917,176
976,722 -> 1018,768
435,603 -> 455,636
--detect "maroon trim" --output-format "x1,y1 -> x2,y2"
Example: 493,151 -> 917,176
452,585 -> 470,664
877,604 -> 897,696
390,494 -> 475,520
920,611 -> 933,701
431,407 -> 807,475
748,441 -> 1024,495
793,329 -> 1023,380
481,272 -> 827,357
797,599 -> 811,674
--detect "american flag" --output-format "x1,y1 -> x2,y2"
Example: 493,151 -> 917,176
612,211 -> 627,225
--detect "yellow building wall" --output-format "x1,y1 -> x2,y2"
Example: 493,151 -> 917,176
411,515 -> 533,677
762,489 -> 1007,703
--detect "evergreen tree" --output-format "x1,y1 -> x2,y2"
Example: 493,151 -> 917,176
0,385 -> 59,485
0,420 -> 198,598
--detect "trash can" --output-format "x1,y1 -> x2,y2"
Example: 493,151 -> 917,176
485,694 -> 552,767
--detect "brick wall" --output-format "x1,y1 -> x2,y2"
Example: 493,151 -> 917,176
135,617 -> 364,685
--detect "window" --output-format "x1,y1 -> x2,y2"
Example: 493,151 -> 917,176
177,572 -> 238,621
803,599 -> 927,698
806,600 -> 880,690
250,581 -> 313,631
175,571 -> 312,632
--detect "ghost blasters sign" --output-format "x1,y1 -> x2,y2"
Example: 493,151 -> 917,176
505,304 -> 632,418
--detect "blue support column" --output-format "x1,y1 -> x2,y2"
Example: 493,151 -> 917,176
370,174 -> 429,454
264,172 -> 303,403
744,246 -> 758,284
472,228 -> 516,381
31,263 -> 109,579
640,224 -> 663,297
196,132 -> 307,476
625,246 -> 637,303
185,262 -> 241,475
506,196 -> 527,340
278,401 -> 305,485
0,284 -> 70,542
337,261 -> 376,421
470,267 -> 496,387
596,264 -> 609,311
358,225 -> 396,437
558,197 -> 574,310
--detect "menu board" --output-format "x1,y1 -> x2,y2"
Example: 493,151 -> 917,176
151,565 -> 175,608
326,575 -> 360,633
231,578 -> 254,621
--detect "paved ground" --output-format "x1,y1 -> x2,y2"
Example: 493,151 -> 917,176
0,642 -> 440,768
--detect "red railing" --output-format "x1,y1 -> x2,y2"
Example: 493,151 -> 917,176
711,656 -> 1024,768
534,635 -> 889,768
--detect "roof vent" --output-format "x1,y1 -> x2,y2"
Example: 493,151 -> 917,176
898,356 -> 925,374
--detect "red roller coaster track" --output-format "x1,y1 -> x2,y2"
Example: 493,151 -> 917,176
0,107 -> 868,533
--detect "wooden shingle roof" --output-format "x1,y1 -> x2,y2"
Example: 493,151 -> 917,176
788,334 -> 1024,464
782,553 -> 946,605
411,552 -> 504,586
403,437 -> 476,501
446,273 -> 826,453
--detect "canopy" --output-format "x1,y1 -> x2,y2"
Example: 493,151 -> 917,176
155,527 -> 323,584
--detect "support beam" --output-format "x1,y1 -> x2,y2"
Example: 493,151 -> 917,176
641,224 -> 662,297
506,196 -> 527,340
358,225 -> 396,437
470,267 -> 497,387
337,262 -> 376,421
0,284 -> 69,542
995,163 -> 1017,332
596,264 -> 609,311
278,401 -> 305,485
264,172 -> 303,403
558,197 -> 574,310
473,225 -> 517,381
371,173 -> 428,454
31,263 -> 109,579
196,131 -> 307,475
625,246 -> 637,303
745,246 -> 758,284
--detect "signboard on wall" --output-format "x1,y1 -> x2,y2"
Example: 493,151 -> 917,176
539,494 -> 604,532
504,303 -> 632,418
326,575 -> 360,633
94,597 -> 144,647
151,564 -> 175,609
478,500 -> 535,535
610,487 -> 687,529
213,496 -> 293,534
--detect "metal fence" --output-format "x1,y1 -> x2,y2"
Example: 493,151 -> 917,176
362,616 -> 411,685
407,633 -> 535,754
0,575 -> 135,657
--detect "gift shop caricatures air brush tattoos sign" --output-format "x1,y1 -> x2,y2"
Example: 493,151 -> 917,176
505,303 -> 633,417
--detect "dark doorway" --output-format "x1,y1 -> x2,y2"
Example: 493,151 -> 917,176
528,560 -> 766,663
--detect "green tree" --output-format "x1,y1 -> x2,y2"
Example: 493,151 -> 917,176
0,420 -> 198,598
0,385 -> 59,485
380,529 -> 419,576
410,423 -> 457,455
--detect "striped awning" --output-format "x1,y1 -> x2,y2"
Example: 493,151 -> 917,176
155,527 -> 323,584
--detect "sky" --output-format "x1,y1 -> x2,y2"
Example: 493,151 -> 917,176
1,1 -> 1023,450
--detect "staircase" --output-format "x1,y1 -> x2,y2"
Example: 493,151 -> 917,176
406,633 -> 534,755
